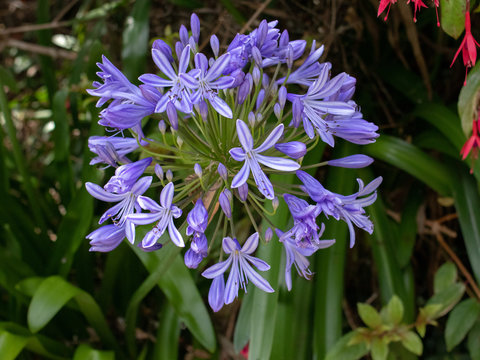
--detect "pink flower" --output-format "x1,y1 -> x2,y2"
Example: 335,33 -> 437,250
407,0 -> 428,23
461,117 -> 480,173
450,10 -> 480,85
377,0 -> 397,21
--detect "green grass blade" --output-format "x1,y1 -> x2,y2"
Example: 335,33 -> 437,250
0,329 -> 29,360
364,135 -> 451,196
153,302 -> 181,360
247,173 -> 294,360
121,0 -> 150,81
73,344 -> 114,360
452,170 -> 480,283
312,142 -> 355,360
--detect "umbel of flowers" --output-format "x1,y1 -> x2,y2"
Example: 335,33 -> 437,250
85,14 -> 381,311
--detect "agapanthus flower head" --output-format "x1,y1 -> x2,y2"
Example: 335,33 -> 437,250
86,13 -> 380,307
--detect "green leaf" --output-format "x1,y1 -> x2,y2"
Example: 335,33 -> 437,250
134,246 -> 216,353
313,142 -> 355,359
386,295 -> 404,325
401,331 -> 423,356
364,135 -> 451,196
153,303 -> 181,360
358,303 -> 382,328
440,0 -> 466,39
0,67 -> 17,92
468,320 -> 480,360
434,262 -> 457,293
427,283 -> 465,317
233,284 -> 254,353
248,173 -> 294,360
72,344 -> 114,360
325,332 -> 369,360
452,170 -> 480,283
458,63 -> 480,136
27,276 -> 116,350
445,298 -> 480,351
371,338 -> 389,360
0,330 -> 29,360
121,0 -> 150,80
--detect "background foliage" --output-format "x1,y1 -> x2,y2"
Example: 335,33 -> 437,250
0,0 -> 480,359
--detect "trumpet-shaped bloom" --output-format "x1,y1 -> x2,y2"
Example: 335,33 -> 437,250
86,176 -> 152,227
202,234 -> 274,305
230,119 -> 300,199
276,229 -> 334,290
127,182 -> 183,248
296,170 -> 382,248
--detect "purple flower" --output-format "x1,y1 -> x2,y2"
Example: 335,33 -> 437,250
86,176 -> 152,227
88,136 -> 140,167
275,229 -> 334,291
186,199 -> 208,235
282,194 -> 324,247
139,45 -> 197,114
289,68 -> 356,144
208,275 -> 225,312
103,157 -> 152,194
230,120 -> 300,200
87,224 -> 126,252
189,52 -> 235,118
219,189 -> 232,218
202,234 -> 274,305
274,141 -> 307,159
127,182 -> 183,248
328,154 -> 374,168
296,170 -> 382,248
185,233 -> 208,269
324,110 -> 380,145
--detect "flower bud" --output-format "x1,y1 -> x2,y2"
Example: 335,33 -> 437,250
274,103 -> 282,120
275,141 -> 307,159
166,102 -> 178,130
152,39 -> 174,62
179,25 -> 189,46
262,74 -> 269,89
158,120 -> 166,134
265,227 -> 273,242
272,196 -> 279,211
278,86 -> 287,108
256,113 -> 263,123
251,46 -> 262,67
286,44 -> 294,69
256,89 -> 265,110
219,190 -> 232,218
166,169 -> 173,182
238,182 -> 248,201
194,163 -> 202,178
176,136 -> 183,148
256,20 -> 268,47
248,111 -> 256,127
279,29 -> 289,47
175,41 -> 184,60
252,66 -> 261,85
191,13 -> 200,43
328,154 -> 374,168
198,100 -> 208,120
155,164 -> 164,180
217,163 -> 228,181
210,34 -> 219,58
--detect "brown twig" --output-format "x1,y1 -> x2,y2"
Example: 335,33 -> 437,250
0,21 -> 72,35
430,223 -> 480,301
239,0 -> 273,33
3,38 -> 77,60
53,0 -> 80,23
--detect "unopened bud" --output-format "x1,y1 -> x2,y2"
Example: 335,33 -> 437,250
155,164 -> 164,180
275,141 -> 307,159
176,136 -> 183,148
272,196 -> 279,211
274,103 -> 282,120
265,227 -> 273,242
179,25 -> 189,46
238,182 -> 248,201
219,190 -> 232,218
194,163 -> 202,178
166,102 -> 178,130
217,163 -> 228,181
248,112 -> 256,127
190,13 -> 200,43
158,120 -> 166,134
166,169 -> 173,182
251,46 -> 262,67
328,154 -> 374,168
256,89 -> 265,110
210,34 -> 219,57
252,66 -> 261,85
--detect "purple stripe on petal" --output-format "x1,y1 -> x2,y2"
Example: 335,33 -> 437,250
131,176 -> 153,195
208,275 -> 225,312
206,53 -> 231,81
142,230 -> 161,248
241,232 -> 259,254
178,45 -> 191,73
127,212 -> 162,225
256,155 -> 300,172
236,119 -> 253,151
152,49 -> 176,80
160,182 -> 174,208
86,182 -> 125,202
255,124 -> 284,153
202,258 -> 232,279
224,259 -> 240,304
223,237 -> 238,254
168,218 -> 184,247
244,254 -> 270,271
137,196 -> 162,212
210,96 -> 233,118
231,161 -> 250,188
239,258 -> 274,293
229,147 -> 246,161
